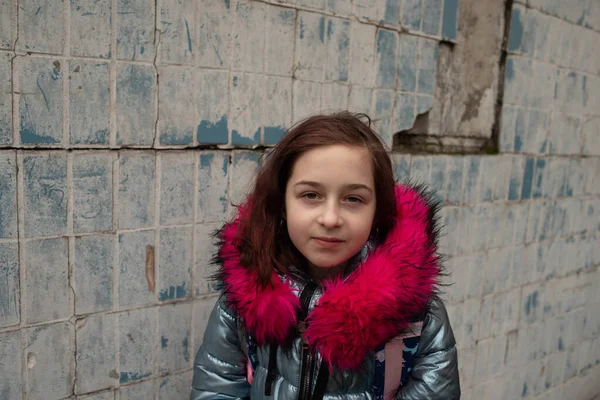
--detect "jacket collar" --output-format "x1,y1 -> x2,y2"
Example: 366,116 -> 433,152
214,184 -> 441,371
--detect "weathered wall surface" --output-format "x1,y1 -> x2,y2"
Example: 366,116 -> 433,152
0,0 -> 599,399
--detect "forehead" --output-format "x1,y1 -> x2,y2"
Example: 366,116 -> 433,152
289,145 -> 374,185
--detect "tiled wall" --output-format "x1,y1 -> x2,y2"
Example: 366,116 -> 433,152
456,0 -> 600,398
0,0 -> 599,399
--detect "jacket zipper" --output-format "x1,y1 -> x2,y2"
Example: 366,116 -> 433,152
297,282 -> 318,400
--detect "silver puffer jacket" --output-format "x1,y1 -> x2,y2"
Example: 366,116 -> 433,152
191,185 -> 460,400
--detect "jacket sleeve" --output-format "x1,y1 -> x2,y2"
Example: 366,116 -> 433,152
190,295 -> 251,400
396,298 -> 461,400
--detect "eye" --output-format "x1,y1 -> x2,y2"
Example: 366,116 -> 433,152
346,196 -> 364,204
302,192 -> 320,200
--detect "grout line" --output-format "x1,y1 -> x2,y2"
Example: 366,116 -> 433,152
11,43 -> 18,146
16,148 -> 29,400
190,151 -> 199,369
110,0 -> 118,147
113,152 -> 121,313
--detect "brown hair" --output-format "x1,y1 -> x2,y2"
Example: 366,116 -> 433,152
237,112 -> 397,285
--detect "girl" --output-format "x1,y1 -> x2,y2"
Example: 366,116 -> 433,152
191,113 -> 460,400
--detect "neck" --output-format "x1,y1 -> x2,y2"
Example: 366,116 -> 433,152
306,262 -> 347,283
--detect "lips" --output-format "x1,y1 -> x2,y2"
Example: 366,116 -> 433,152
313,237 -> 344,248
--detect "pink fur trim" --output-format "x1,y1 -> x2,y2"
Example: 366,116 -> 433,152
218,220 -> 300,344
217,184 -> 439,371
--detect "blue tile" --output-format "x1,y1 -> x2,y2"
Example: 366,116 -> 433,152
508,6 -> 524,52
197,70 -> 229,145
0,1 -> 12,49
509,157 -> 524,201
461,156 -> 481,205
117,64 -> 156,146
24,238 -> 69,324
441,0 -> 458,39
503,57 -> 534,107
566,159 -> 585,197
544,159 -> 567,199
71,0 -> 112,58
264,126 -> 287,144
18,0 -> 64,54
73,153 -> 113,233
417,39 -> 438,94
118,152 -> 155,229
69,62 -> 110,144
421,0 -> 442,36
119,231 -> 155,308
478,157 -> 496,202
18,57 -> 63,145
397,35 -> 418,92
526,110 -> 548,154
265,7 -> 296,76
159,303 -> 192,373
394,93 -> 415,132
0,243 -> 19,328
119,308 -> 155,383
197,116 -> 229,145
231,1 -> 266,73
446,157 -> 463,205
0,152 -> 17,239
376,29 -> 398,89
26,323 -> 73,399
394,154 -> 411,182
197,0 -> 234,68
532,158 -> 546,199
0,331 -> 21,398
76,314 -> 118,393
326,0 -> 351,14
429,157 -> 447,203
158,66 -> 196,146
0,54 -> 11,144
158,372 -> 192,399
439,207 -> 459,255
295,12 -> 326,81
198,152 -> 229,223
119,380 -> 154,400
402,0 -> 422,30
514,108 -> 526,152
499,106 -> 516,152
230,73 -> 262,145
521,157 -> 535,200
158,227 -> 192,302
74,235 -> 113,315
324,18 -> 350,82
157,0 -> 195,64
409,156 -> 431,185
23,153 -> 67,237
372,90 -> 394,144
262,76 -> 292,145
160,153 -> 194,225
416,94 -> 433,114
117,0 -> 155,61
159,130 -> 193,146
520,10 -> 539,58
384,0 -> 400,25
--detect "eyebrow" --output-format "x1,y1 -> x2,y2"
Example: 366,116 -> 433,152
294,180 -> 374,193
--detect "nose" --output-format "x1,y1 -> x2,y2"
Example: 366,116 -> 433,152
318,201 -> 342,228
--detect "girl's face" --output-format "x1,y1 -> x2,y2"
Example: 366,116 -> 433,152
284,144 -> 376,271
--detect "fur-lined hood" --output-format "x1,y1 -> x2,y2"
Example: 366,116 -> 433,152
214,184 -> 442,372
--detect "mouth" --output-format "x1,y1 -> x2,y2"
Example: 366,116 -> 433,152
313,237 -> 344,248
